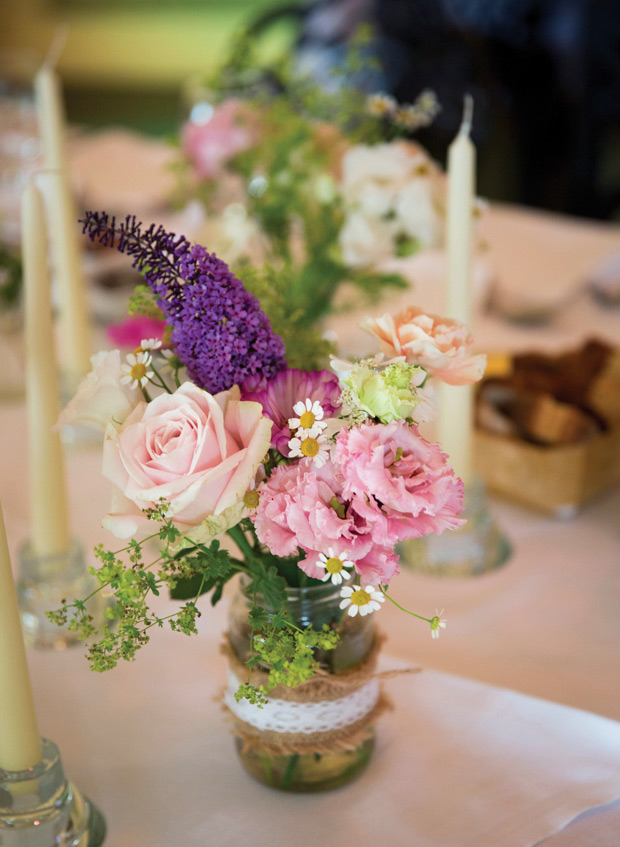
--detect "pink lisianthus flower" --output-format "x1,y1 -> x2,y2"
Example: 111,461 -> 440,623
361,307 -> 486,386
106,315 -> 168,350
101,382 -> 272,540
252,462 -> 399,586
335,420 -> 465,540
181,99 -> 257,181
242,368 -> 341,456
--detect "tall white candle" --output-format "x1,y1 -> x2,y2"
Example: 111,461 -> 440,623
22,181 -> 71,558
438,96 -> 476,485
0,503 -> 42,771
34,63 -> 91,385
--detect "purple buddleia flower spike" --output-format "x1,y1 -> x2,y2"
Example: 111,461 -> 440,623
81,211 -> 287,392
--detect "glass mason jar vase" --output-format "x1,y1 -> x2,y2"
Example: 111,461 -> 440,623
226,578 -> 381,792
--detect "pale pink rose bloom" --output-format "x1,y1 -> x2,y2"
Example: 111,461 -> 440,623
181,99 -> 256,181
101,382 -> 272,539
335,421 -> 464,539
361,307 -> 486,386
56,350 -> 139,434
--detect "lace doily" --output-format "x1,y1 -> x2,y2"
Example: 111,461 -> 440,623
224,669 -> 380,734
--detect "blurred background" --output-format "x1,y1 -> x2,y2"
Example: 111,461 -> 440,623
1,0 -> 620,220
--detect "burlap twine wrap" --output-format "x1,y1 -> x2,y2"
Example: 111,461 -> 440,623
220,633 -> 420,757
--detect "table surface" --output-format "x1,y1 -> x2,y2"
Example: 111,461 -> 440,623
2,185 -> 620,846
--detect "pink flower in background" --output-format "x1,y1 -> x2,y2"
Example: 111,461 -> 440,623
335,420 -> 464,539
181,99 -> 257,181
106,315 -> 168,349
101,383 -> 272,539
242,368 -> 341,456
361,307 -> 486,385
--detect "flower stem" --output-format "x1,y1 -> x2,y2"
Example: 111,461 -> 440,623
226,526 -> 255,564
379,586 -> 432,624
281,754 -> 299,791
148,362 -> 173,394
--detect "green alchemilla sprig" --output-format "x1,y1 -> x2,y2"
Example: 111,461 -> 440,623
46,501 -> 345,701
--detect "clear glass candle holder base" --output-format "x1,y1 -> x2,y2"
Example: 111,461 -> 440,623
17,539 -> 106,650
0,738 -> 106,847
398,476 -> 512,577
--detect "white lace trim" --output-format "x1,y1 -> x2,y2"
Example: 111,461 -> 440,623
224,669 -> 380,734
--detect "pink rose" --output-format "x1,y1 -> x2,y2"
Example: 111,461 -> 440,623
361,307 -> 486,385
56,350 -> 139,434
101,382 -> 272,539
335,421 -> 464,540
181,99 -> 257,181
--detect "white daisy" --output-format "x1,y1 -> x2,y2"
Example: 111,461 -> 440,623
339,584 -> 385,617
316,549 -> 354,585
394,104 -> 426,132
430,610 -> 447,639
242,478 -> 261,514
288,432 -> 329,468
288,398 -> 326,435
120,351 -> 154,389
366,93 -> 397,118
160,348 -> 183,374
134,338 -> 162,354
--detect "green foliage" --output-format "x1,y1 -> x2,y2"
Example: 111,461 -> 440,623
167,539 -> 236,602
45,507 -> 341,684
235,262 -> 336,370
237,610 -> 341,705
45,500 -> 241,672
127,283 -> 164,319
167,26 -> 420,351
246,556 -> 288,611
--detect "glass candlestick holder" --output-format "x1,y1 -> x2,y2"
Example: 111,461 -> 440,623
17,539 -> 105,650
399,475 -> 512,576
0,738 -> 106,847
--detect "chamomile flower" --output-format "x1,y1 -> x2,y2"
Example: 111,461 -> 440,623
160,348 -> 183,374
120,351 -> 154,389
288,398 -> 326,435
317,549 -> 354,585
134,338 -> 162,355
430,610 -> 446,639
339,584 -> 385,617
288,431 -> 330,468
242,480 -> 260,513
394,105 -> 426,132
366,93 -> 397,118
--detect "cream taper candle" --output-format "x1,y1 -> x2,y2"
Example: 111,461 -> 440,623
0,503 -> 42,771
438,95 -> 476,485
22,181 -> 71,558
34,63 -> 91,383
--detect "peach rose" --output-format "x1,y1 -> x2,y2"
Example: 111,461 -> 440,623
101,382 -> 272,540
361,307 -> 486,386
56,350 -> 139,434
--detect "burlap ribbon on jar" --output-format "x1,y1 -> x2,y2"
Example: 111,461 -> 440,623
220,633 -> 420,757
